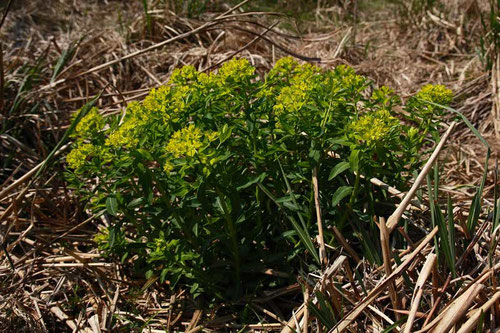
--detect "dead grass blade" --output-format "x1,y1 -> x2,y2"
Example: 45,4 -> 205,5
379,217 -> 401,320
425,282 -> 484,333
313,167 -> 327,266
330,226 -> 438,332
202,21 -> 279,72
404,253 -> 436,333
456,290 -> 500,333
332,226 -> 360,263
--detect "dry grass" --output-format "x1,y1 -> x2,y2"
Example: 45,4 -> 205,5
0,0 -> 499,331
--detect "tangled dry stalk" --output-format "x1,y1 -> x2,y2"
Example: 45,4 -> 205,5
0,0 -> 499,331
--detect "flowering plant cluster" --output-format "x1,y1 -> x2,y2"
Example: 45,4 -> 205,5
67,58 -> 452,301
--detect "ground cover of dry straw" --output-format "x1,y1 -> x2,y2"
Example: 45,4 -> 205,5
0,0 -> 499,331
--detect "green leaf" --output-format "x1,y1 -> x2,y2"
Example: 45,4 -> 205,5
127,198 -> 143,208
137,148 -> 154,161
160,268 -> 169,283
109,225 -> 119,249
447,196 -> 456,267
331,186 -> 353,206
309,148 -> 321,162
349,149 -> 360,172
493,160 -> 499,232
218,124 -> 233,144
327,137 -> 348,146
328,161 -> 350,180
280,230 -> 297,238
236,173 -> 266,191
436,197 -> 456,277
190,282 -> 200,294
430,102 -> 491,237
283,200 -> 300,211
106,196 -> 118,216
121,252 -> 129,263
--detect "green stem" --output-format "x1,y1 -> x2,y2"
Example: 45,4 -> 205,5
194,154 -> 241,291
215,187 -> 241,294
338,169 -> 361,231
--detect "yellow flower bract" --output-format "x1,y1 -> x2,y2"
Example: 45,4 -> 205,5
165,124 -> 217,159
217,58 -> 255,84
349,110 -> 399,146
72,107 -> 105,140
106,101 -> 145,148
66,58 -> 452,180
416,84 -> 453,105
66,143 -> 95,170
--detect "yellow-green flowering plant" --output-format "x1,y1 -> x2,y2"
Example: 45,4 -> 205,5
66,58 -> 451,302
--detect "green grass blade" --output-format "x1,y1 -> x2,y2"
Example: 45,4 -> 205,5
427,171 -> 456,277
51,42 -> 76,83
258,182 -> 321,264
475,309 -> 485,333
425,101 -> 491,243
308,291 -> 337,330
34,92 -> 103,179
426,174 -> 440,263
381,316 -> 408,333
277,158 -> 309,230
447,196 -> 456,268
437,196 -> 456,277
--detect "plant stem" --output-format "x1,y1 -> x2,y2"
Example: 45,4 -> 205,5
338,169 -> 361,231
215,187 -> 241,294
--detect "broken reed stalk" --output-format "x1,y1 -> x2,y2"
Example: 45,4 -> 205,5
251,303 -> 291,328
282,256 -> 346,333
186,310 -> 203,332
332,226 -> 360,263
50,306 -> 82,332
280,305 -> 305,333
330,226 -> 438,332
420,263 -> 500,331
456,291 -> 500,333
303,287 -> 309,333
343,260 -> 361,299
403,253 -> 436,333
425,283 -> 484,333
418,220 -> 493,322
379,217 -> 401,320
431,259 -> 439,305
313,167 -> 327,266
387,122 -> 456,233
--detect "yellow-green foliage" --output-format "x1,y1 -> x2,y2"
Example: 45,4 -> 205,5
71,107 -> 105,140
66,57 -> 452,301
347,109 -> 400,147
66,143 -> 95,170
416,84 -> 453,105
165,124 -> 217,158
